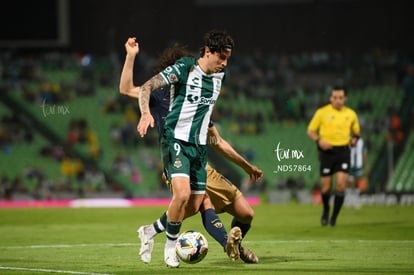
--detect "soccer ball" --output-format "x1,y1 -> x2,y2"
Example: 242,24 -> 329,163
176,230 -> 208,264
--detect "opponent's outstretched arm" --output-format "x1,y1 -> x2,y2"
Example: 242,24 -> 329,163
208,125 -> 263,182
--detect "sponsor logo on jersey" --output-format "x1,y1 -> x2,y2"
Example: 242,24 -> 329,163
186,94 -> 216,105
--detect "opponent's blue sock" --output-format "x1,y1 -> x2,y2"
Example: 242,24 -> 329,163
201,208 -> 227,250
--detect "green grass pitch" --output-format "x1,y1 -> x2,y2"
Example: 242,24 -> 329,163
1,203 -> 413,274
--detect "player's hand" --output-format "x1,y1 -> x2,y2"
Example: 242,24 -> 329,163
318,139 -> 333,150
245,165 -> 263,182
137,113 -> 154,138
350,136 -> 359,147
125,37 -> 139,56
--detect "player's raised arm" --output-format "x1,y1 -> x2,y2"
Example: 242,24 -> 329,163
119,37 -> 140,99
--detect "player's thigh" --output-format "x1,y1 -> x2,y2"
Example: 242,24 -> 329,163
335,171 -> 348,192
198,193 -> 215,213
171,176 -> 192,201
184,193 -> 205,218
224,195 -> 254,224
320,176 -> 332,193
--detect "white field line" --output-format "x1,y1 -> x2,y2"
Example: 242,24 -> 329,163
1,240 -> 414,250
1,241 -> 412,274
1,243 -> 135,249
0,266 -> 112,275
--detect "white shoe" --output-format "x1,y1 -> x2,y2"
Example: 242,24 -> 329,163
164,243 -> 179,268
226,226 -> 242,261
137,225 -> 154,264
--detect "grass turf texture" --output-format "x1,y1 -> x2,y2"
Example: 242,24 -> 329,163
0,203 -> 413,274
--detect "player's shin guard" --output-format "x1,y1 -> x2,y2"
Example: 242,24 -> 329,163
201,208 -> 227,250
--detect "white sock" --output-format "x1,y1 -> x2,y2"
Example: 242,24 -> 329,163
165,238 -> 176,249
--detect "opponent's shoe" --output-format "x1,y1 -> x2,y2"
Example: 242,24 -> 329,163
164,243 -> 179,268
226,226 -> 242,261
137,225 -> 154,264
240,246 -> 259,264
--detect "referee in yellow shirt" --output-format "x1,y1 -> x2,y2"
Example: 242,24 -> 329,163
307,86 -> 360,226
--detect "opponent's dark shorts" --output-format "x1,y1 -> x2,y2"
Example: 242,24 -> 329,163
318,145 -> 350,176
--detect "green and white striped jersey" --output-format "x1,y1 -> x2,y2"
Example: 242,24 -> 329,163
159,57 -> 226,145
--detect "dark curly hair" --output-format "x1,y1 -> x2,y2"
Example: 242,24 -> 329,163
199,29 -> 234,57
154,45 -> 193,74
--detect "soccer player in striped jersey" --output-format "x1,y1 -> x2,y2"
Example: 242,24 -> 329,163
120,40 -> 261,264
123,30 -> 248,268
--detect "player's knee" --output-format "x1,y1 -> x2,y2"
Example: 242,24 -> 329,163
336,186 -> 346,193
246,208 -> 255,223
335,180 -> 347,192
200,200 -> 213,212
172,190 -> 191,205
239,208 -> 254,224
184,206 -> 199,218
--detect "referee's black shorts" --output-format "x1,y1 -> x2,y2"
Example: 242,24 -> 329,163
318,145 -> 350,176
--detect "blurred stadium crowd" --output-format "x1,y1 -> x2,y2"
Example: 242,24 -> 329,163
0,46 -> 413,201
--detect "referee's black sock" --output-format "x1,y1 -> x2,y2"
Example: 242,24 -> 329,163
320,192 -> 331,225
331,192 -> 345,223
321,192 -> 331,215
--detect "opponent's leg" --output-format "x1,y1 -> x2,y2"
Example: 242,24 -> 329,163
225,196 -> 258,263
199,194 -> 241,260
199,194 -> 227,248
